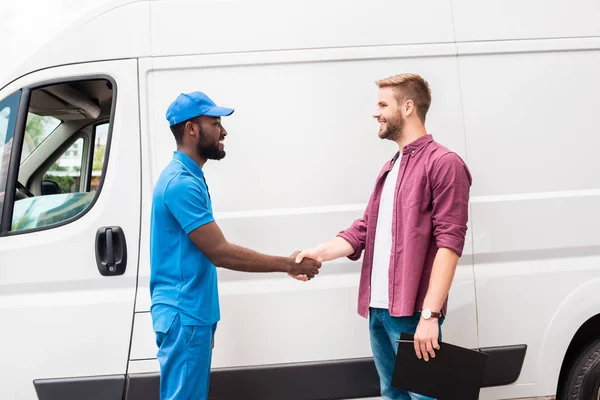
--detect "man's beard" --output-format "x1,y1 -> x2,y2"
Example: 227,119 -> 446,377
378,113 -> 405,141
196,129 -> 226,160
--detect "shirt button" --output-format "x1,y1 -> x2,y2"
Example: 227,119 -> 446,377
411,150 -> 415,155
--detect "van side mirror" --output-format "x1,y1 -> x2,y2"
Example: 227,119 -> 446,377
41,179 -> 61,195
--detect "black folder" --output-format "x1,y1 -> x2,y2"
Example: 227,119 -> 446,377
391,332 -> 489,400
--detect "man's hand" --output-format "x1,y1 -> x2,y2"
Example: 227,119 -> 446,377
288,253 -> 321,279
287,238 -> 354,281
288,258 -> 321,279
287,250 -> 307,282
413,317 -> 440,361
288,247 -> 326,282
295,247 -> 326,264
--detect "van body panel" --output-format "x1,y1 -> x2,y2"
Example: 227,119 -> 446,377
150,0 -> 455,57
129,44 -> 478,373
0,59 -> 141,399
451,0 -> 600,42
3,1 -> 151,90
458,46 -> 600,396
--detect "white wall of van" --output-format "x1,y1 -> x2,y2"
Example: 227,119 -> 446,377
1,1 -> 599,399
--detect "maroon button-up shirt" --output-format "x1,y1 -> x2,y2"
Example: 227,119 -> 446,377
337,134 -> 472,318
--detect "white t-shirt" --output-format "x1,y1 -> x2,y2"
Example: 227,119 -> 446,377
370,155 -> 401,309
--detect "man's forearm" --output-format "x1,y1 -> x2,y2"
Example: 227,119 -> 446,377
213,242 -> 293,273
315,237 -> 355,262
422,247 -> 460,313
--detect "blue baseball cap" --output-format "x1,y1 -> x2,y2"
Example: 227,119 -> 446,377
165,91 -> 234,126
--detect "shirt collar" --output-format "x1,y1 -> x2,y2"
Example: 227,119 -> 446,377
173,151 -> 205,179
390,134 -> 434,163
402,134 -> 434,156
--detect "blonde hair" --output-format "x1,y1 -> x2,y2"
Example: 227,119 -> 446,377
376,73 -> 432,123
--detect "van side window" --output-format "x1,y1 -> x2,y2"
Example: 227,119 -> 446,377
90,122 -> 108,191
42,137 -> 85,194
22,113 -> 61,162
5,79 -> 114,233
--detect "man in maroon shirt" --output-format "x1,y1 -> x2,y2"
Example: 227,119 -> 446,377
294,73 -> 472,399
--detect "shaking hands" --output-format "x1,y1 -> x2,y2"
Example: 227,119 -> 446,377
288,247 -> 326,282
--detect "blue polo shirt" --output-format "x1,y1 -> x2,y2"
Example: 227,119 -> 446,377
149,151 -> 220,332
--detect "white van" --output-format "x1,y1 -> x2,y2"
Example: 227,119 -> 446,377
1,1 -> 599,399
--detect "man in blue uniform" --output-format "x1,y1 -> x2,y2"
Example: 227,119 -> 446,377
150,91 -> 321,400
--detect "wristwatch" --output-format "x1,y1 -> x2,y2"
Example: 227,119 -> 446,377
421,308 -> 442,320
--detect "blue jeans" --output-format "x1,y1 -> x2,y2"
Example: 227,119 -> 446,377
369,308 -> 443,400
155,314 -> 217,400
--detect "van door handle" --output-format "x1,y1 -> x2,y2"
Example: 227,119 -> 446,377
95,226 -> 127,276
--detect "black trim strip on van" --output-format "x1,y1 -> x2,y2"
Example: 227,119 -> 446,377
480,344 -> 528,387
124,346 -> 527,400
125,358 -> 380,400
0,88 -> 30,235
32,345 -> 527,400
33,375 -> 125,400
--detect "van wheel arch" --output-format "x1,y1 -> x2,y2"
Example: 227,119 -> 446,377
557,315 -> 600,400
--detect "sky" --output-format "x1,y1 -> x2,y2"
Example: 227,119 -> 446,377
0,0 -> 111,85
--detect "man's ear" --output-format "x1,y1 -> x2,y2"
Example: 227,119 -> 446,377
404,99 -> 415,117
185,121 -> 196,137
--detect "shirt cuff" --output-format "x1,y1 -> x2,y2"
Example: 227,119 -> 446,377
336,231 -> 362,261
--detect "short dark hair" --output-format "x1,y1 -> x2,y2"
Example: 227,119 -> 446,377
170,116 -> 200,144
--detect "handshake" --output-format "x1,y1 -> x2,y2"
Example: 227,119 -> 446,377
287,247 -> 325,282
282,238 -> 351,281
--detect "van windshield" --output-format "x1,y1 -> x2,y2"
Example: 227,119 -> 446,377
0,92 -> 22,151
0,107 -> 11,147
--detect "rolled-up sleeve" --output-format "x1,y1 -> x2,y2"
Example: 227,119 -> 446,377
337,192 -> 375,261
431,152 -> 472,257
337,213 -> 368,261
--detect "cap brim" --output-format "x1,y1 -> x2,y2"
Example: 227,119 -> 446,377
204,106 -> 235,117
